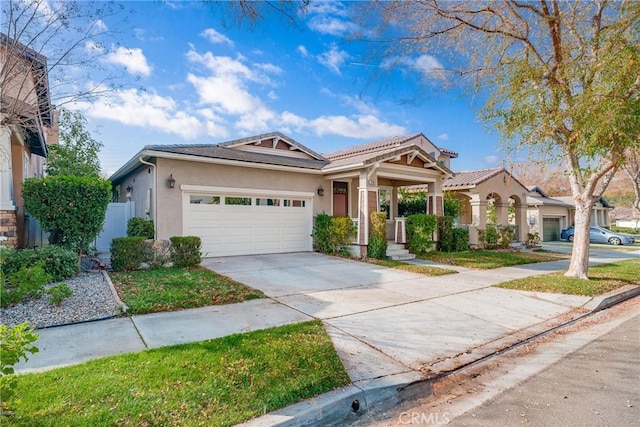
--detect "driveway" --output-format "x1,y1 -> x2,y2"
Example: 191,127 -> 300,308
201,252 -> 593,383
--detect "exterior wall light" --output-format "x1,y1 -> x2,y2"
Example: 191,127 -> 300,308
317,186 -> 324,196
167,174 -> 176,189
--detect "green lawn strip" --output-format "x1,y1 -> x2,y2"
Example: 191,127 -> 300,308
495,259 -> 640,296
362,258 -> 457,276
111,267 -> 264,315
9,321 -> 350,427
417,250 -> 564,269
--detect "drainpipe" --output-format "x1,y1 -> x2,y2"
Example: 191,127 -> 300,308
138,157 -> 157,240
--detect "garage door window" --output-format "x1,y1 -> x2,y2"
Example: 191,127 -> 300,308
256,198 -> 281,206
225,197 -> 252,206
190,195 -> 220,204
284,199 -> 306,207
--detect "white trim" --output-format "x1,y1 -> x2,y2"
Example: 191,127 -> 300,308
180,185 -> 315,198
145,150 -> 325,174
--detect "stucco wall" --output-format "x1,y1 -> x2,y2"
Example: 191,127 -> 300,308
527,205 -> 570,236
155,158 -> 328,241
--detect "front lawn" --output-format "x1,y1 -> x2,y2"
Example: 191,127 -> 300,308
111,267 -> 264,315
9,321 -> 350,426
496,259 -> 640,296
418,250 -> 563,269
363,258 -> 458,276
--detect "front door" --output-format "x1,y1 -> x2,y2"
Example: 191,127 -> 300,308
332,181 -> 348,217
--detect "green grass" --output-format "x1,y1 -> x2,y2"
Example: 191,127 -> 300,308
8,321 -> 350,426
418,250 -> 564,269
496,259 -> 640,296
362,258 -> 458,276
111,267 -> 264,315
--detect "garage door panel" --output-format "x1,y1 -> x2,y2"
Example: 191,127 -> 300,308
185,192 -> 311,257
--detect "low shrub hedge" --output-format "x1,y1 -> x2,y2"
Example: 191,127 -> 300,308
367,211 -> 388,259
169,236 -> 202,268
127,218 -> 155,239
406,214 -> 438,255
1,246 -> 78,282
110,237 -> 146,272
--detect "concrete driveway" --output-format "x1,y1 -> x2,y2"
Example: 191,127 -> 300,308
201,252 -> 593,383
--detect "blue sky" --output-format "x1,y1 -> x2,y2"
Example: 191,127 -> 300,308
62,1 -> 506,175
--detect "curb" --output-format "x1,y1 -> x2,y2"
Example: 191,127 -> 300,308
241,285 -> 640,427
582,284 -> 640,312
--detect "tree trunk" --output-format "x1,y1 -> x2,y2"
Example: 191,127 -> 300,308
564,204 -> 592,279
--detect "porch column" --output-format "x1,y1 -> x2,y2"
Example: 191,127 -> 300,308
470,198 -> 488,227
357,170 -> 379,246
515,203 -> 528,242
495,201 -> 509,226
0,126 -> 16,211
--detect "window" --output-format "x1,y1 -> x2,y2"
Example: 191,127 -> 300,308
283,199 -> 306,207
190,195 -> 220,204
256,198 -> 280,206
225,197 -> 252,206
333,182 -> 348,195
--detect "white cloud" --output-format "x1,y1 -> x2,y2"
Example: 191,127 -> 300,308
280,111 -> 406,139
85,41 -> 104,54
306,1 -> 349,17
93,19 -> 108,32
484,155 -> 499,165
382,54 -> 446,79
308,16 -> 358,36
200,28 -> 234,46
133,28 -> 164,42
74,88 -> 227,139
320,89 -> 379,116
267,90 -> 278,100
437,133 -> 449,140
106,47 -> 152,77
318,44 -> 348,74
254,63 -> 283,75
297,45 -> 309,57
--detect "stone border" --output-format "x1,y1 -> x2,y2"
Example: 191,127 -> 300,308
102,270 -> 129,314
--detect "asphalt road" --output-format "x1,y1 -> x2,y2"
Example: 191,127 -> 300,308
450,314 -> 639,427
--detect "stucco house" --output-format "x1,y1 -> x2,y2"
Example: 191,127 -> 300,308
0,33 -> 57,248
526,186 -> 613,241
109,132 -> 456,257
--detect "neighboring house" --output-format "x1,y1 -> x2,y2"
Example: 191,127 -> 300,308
526,186 -> 574,241
439,167 -> 530,246
109,132 -> 455,257
527,187 -> 614,241
610,207 -> 639,229
0,33 -> 57,248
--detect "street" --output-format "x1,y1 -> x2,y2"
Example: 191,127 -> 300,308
352,298 -> 639,426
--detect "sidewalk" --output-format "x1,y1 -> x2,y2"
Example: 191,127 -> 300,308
13,249 -> 640,426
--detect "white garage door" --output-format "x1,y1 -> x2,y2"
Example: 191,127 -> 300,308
184,191 -> 313,257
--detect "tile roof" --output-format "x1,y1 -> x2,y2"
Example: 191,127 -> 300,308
442,167 -> 505,189
323,133 -> 458,160
146,144 -> 329,170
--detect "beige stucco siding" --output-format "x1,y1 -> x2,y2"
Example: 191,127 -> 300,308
527,205 -> 570,236
155,158 -> 328,240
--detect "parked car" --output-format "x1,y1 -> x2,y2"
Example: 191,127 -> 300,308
560,226 -> 636,245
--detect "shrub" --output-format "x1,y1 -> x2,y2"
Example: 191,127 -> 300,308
170,236 -> 202,268
127,218 -> 155,239
0,264 -> 51,308
110,237 -> 146,272
312,213 -> 333,253
478,225 -> 515,249
527,232 -> 541,247
22,175 -> 112,253
46,284 -> 74,306
398,193 -> 427,217
367,211 -> 388,259
0,322 -> 39,411
406,214 -> 438,255
1,246 -> 78,282
438,216 -> 469,252
312,214 -> 357,255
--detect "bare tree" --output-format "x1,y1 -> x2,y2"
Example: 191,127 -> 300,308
1,0 -> 128,130
356,1 -> 640,279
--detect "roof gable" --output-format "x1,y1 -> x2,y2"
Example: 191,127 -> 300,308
443,168 -> 504,189
323,132 -> 458,161
217,132 -> 326,161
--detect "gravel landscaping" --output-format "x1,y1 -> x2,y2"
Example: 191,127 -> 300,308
0,269 -> 122,329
